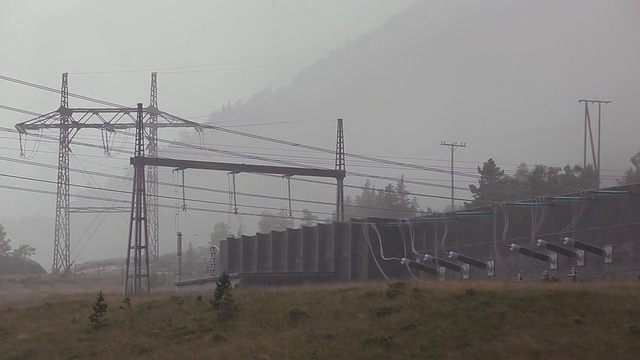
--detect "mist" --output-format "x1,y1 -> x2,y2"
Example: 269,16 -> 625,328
1,0 -> 639,271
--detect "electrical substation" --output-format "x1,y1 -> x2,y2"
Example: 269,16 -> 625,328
9,73 -> 640,295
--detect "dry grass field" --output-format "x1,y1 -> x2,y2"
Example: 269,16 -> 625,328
0,278 -> 639,359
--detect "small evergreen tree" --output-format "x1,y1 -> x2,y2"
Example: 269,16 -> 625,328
89,291 -> 108,330
211,271 -> 232,308
210,271 -> 235,321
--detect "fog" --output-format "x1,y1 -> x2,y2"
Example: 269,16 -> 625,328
1,0 -> 639,271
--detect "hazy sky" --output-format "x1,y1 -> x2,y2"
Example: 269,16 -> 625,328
0,0 -> 415,116
1,0 -> 639,270
0,0 -> 416,268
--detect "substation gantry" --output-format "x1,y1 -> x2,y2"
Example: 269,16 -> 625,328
126,106 -> 346,294
14,73 -> 347,283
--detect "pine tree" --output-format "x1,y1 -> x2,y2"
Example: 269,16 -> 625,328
211,271 -> 232,308
89,291 -> 109,330
210,271 -> 235,321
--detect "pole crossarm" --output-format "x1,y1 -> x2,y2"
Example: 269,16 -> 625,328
68,206 -> 131,214
131,156 -> 346,179
578,99 -> 612,104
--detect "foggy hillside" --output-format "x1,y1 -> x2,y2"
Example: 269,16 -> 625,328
155,0 -> 640,261
203,0 -> 640,187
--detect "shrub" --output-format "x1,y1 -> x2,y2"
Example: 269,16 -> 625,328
170,295 -> 185,306
386,289 -> 401,299
119,297 -> 133,322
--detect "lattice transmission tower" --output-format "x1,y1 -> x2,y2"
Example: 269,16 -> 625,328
15,73 -> 201,273
335,118 -> 345,221
147,73 -> 159,261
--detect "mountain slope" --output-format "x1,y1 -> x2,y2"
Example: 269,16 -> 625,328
208,0 -> 640,182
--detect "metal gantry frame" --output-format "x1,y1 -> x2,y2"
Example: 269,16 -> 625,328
125,114 -> 346,293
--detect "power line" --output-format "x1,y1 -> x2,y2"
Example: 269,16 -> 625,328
0,104 -> 42,117
0,76 -> 480,180
1,123 -> 601,198
0,155 -> 457,216
0,74 -> 125,107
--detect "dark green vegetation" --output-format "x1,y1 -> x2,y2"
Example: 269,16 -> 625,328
621,148 -> 640,185
0,281 -> 639,359
467,158 -> 597,206
344,176 -> 420,219
241,176 -> 420,233
0,224 -> 44,275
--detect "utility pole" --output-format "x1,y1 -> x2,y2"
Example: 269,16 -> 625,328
440,141 -> 466,211
579,99 -> 610,188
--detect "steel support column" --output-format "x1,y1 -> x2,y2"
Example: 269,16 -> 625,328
125,103 -> 151,294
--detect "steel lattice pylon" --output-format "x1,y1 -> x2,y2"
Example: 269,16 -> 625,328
53,73 -> 71,273
15,73 -> 201,274
335,118 -> 345,221
125,103 -> 151,294
146,72 -> 159,262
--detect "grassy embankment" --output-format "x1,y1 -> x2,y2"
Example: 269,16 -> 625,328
1,280 -> 639,359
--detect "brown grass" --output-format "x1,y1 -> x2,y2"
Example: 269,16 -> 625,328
0,280 -> 639,359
